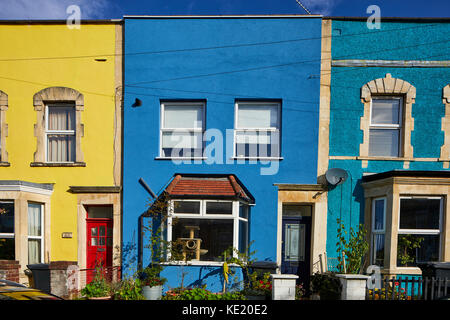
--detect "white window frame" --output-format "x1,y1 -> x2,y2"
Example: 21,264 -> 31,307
369,96 -> 403,157
371,197 -> 386,266
27,202 -> 44,264
159,101 -> 206,159
45,103 -> 76,163
397,196 -> 443,265
166,199 -> 248,265
233,101 -> 282,160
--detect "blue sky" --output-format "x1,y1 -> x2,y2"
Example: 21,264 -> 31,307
0,0 -> 448,19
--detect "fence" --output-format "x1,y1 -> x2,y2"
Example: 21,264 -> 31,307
78,266 -> 121,289
366,276 -> 449,300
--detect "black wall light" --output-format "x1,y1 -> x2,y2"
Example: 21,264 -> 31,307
132,98 -> 142,108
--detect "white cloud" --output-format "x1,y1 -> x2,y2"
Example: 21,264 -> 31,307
300,0 -> 341,15
0,0 -> 111,19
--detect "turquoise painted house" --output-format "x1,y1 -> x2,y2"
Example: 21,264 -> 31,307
323,17 -> 450,278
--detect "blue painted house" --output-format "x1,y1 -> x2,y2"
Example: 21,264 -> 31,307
323,17 -> 450,278
122,15 -> 324,292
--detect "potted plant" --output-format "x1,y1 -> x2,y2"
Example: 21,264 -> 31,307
140,265 -> 167,300
81,267 -> 112,300
334,219 -> 370,300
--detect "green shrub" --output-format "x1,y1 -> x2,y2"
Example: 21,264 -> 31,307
162,287 -> 246,300
113,278 -> 144,300
310,273 -> 342,300
81,276 -> 111,298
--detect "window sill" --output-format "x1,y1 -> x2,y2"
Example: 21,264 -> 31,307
231,157 -> 284,161
30,162 -> 86,167
357,156 -> 411,161
0,162 -> 10,167
161,261 -> 243,267
155,157 -> 207,160
379,267 -> 423,275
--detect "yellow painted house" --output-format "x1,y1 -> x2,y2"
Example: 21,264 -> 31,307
0,20 -> 122,284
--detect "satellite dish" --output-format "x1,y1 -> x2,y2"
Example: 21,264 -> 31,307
325,168 -> 348,186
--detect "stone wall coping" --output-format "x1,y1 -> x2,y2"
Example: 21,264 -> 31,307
49,261 -> 77,270
270,274 -> 299,280
335,274 -> 370,280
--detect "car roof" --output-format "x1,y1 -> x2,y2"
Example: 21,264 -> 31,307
0,280 -> 62,300
0,279 -> 27,287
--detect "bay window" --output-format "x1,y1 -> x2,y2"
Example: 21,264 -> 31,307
397,197 -> 442,267
363,171 -> 449,275
168,199 -> 249,263
28,203 -> 44,265
371,197 -> 386,267
0,201 -> 15,260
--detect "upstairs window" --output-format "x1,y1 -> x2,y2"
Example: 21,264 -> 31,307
46,104 -> 76,162
234,101 -> 281,158
369,97 -> 403,157
160,101 -> 205,158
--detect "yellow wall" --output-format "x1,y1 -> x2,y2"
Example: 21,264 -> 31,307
0,23 -> 120,262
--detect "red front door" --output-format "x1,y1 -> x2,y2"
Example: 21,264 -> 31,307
86,218 -> 113,283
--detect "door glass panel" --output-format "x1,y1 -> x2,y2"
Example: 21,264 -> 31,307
91,227 -> 97,236
284,223 -> 305,262
91,238 -> 97,246
87,206 -> 113,219
99,226 -> 105,236
99,237 -> 105,246
282,204 -> 312,217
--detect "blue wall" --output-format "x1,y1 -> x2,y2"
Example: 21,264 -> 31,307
326,20 -> 450,260
123,17 -> 322,290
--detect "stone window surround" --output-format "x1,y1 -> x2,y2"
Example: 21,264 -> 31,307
440,85 -> 450,168
0,90 -> 9,166
362,175 -> 450,276
359,73 -> 416,168
31,87 -> 85,167
0,181 -> 53,282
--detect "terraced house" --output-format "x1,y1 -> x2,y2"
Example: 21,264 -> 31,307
121,15 -> 324,291
0,20 -> 123,286
321,17 -> 450,278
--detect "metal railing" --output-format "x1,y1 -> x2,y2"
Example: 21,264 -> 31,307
366,276 -> 449,300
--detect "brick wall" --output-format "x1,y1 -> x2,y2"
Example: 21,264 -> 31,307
0,260 -> 21,283
49,261 -> 78,299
